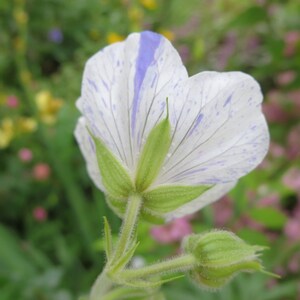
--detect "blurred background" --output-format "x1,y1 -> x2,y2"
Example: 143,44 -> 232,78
1,0 -> 300,299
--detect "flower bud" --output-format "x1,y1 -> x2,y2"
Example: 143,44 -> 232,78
183,230 -> 266,290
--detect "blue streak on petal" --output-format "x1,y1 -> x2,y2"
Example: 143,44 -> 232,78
188,113 -> 204,136
87,78 -> 98,92
131,31 -> 162,134
223,94 -> 233,107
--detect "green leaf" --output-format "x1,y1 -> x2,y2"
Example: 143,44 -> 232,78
249,207 -> 287,229
143,185 -> 210,214
0,225 -> 37,277
135,116 -> 171,192
227,6 -> 267,28
89,130 -> 134,198
103,217 -> 113,261
237,228 -> 270,247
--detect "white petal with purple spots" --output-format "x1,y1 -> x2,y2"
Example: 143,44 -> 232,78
75,31 -> 269,219
74,117 -> 104,191
155,71 -> 269,187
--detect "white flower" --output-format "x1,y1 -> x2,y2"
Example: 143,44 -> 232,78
75,31 -> 269,221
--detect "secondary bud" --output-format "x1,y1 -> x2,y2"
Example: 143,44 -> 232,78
183,230 -> 266,290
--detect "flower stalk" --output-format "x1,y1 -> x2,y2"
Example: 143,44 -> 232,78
120,254 -> 196,280
111,193 -> 143,264
90,272 -> 114,300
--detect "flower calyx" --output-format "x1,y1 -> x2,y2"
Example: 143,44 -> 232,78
183,230 -> 273,290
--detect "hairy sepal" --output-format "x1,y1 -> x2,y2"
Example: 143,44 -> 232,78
89,129 -> 134,198
143,185 -> 210,214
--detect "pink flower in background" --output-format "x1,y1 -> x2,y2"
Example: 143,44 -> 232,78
33,163 -> 51,181
6,95 -> 19,108
276,71 -> 296,86
288,89 -> 300,110
151,217 -> 192,244
263,90 -> 288,123
18,148 -> 33,162
172,16 -> 199,39
269,142 -> 285,158
177,45 -> 190,63
216,32 -> 236,70
212,196 -> 233,227
33,206 -> 48,222
288,252 -> 300,273
283,168 -> 300,192
233,214 -> 264,232
258,193 -> 280,208
284,218 -> 300,243
284,31 -> 300,57
287,125 -> 300,160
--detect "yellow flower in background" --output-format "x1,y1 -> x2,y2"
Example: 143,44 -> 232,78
128,6 -> 144,23
13,9 -> 28,25
35,90 -> 63,125
0,118 -> 14,149
18,117 -> 37,133
0,93 -> 7,105
89,29 -> 101,41
140,0 -> 157,10
13,37 -> 26,52
106,32 -> 125,44
159,29 -> 175,41
20,71 -> 32,85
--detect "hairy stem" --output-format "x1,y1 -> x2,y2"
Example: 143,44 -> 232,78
111,193 -> 142,264
90,272 -> 113,300
120,254 -> 196,280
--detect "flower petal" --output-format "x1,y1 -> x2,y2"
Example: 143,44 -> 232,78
79,31 -> 187,174
74,117 -> 104,191
157,71 -> 269,186
165,181 -> 237,220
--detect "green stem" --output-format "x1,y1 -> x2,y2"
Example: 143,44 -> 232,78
112,193 -> 142,263
120,254 -> 196,280
90,271 -> 113,300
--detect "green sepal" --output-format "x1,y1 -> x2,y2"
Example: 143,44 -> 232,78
140,208 -> 165,225
135,116 -> 171,192
103,217 -> 113,261
110,241 -> 140,274
89,129 -> 134,198
189,260 -> 262,290
106,195 -> 126,218
143,185 -> 211,214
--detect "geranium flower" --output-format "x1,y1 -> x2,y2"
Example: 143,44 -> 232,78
75,31 -> 269,222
